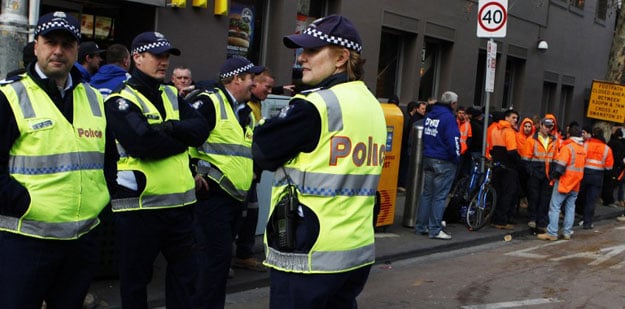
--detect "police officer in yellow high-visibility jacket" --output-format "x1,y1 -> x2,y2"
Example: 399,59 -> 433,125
0,12 -> 118,308
253,15 -> 387,308
104,32 -> 209,308
188,56 -> 262,307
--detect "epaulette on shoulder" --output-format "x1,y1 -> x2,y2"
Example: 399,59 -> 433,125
0,74 -> 25,86
299,87 -> 325,96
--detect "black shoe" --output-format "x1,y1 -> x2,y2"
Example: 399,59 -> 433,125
583,224 -> 594,230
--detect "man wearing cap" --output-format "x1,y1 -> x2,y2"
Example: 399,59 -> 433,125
104,31 -> 209,308
188,55 -> 261,307
0,11 -> 118,308
75,41 -> 105,82
521,118 -> 557,231
252,15 -> 387,308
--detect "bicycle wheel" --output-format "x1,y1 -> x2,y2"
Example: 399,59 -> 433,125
465,184 -> 497,231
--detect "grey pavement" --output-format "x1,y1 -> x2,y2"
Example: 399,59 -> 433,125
87,194 -> 625,308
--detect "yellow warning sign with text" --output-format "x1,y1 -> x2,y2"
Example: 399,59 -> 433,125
587,80 -> 625,123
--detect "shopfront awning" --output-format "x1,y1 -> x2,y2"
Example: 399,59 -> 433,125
124,0 -> 166,7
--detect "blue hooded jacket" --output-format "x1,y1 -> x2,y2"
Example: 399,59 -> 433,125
422,103 -> 461,163
90,64 -> 129,97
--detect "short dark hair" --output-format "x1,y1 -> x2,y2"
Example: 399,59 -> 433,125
106,44 -> 130,65
504,109 -> 518,118
568,126 -> 582,137
407,101 -> 419,112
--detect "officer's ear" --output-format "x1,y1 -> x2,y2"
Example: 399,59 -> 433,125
333,46 -> 350,69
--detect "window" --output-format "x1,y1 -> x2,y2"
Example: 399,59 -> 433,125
502,57 -> 525,110
559,85 -> 574,125
596,0 -> 608,20
570,0 -> 584,9
376,29 -> 402,99
474,50 -> 487,107
418,39 -> 442,101
542,81 -> 557,116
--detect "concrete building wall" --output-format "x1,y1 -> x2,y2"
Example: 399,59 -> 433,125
34,0 -> 617,123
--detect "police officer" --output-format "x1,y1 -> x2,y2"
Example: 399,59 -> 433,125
252,15 -> 387,308
0,11 -> 117,308
104,32 -> 210,308
232,68 -> 276,272
189,56 -> 262,307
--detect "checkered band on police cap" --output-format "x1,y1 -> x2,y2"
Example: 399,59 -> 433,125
302,24 -> 362,52
219,56 -> 264,80
220,63 -> 254,79
35,11 -> 81,40
131,32 -> 181,56
283,15 -> 363,53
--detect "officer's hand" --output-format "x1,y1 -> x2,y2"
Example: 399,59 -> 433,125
194,174 -> 209,192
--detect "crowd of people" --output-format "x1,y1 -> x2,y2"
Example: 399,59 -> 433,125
403,89 -> 625,241
0,11 -> 386,309
5,9 -> 625,309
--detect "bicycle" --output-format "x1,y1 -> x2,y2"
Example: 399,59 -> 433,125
464,159 -> 497,231
446,156 -> 496,230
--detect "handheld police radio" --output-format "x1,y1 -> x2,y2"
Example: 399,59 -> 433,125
272,169 -> 298,252
274,184 -> 297,251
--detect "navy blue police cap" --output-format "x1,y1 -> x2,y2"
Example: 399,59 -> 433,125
131,32 -> 181,56
283,15 -> 362,53
34,11 -> 81,41
219,56 -> 264,79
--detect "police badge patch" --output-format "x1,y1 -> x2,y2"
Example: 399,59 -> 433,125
278,104 -> 294,118
117,98 -> 129,111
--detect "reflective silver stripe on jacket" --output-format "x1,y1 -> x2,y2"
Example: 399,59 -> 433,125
111,188 -> 196,211
123,88 -> 151,112
212,91 -> 228,120
10,81 -> 102,118
274,167 -> 379,197
265,243 -> 375,272
196,163 -> 247,200
584,143 -> 609,170
200,142 -> 252,158
9,152 -> 105,174
162,86 -> 179,111
565,144 -> 584,172
82,83 -> 102,116
317,89 -> 343,132
0,215 -> 98,239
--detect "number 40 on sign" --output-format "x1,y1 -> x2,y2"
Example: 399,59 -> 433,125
477,0 -> 508,38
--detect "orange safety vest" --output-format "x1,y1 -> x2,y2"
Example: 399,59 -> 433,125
553,141 -> 586,193
522,134 -> 557,178
583,138 -> 613,172
489,120 -> 517,164
457,119 -> 472,155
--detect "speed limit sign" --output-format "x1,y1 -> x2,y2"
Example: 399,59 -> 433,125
477,0 -> 508,38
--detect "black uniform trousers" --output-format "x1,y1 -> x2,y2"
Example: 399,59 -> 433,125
115,206 -> 198,309
0,230 -> 99,309
192,190 -> 241,308
269,265 -> 372,309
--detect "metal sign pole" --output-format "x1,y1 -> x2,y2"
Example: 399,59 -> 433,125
481,38 -> 496,173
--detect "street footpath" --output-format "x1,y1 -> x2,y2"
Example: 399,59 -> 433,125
86,194 -> 625,308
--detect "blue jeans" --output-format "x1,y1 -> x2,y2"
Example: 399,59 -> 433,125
416,157 -> 457,237
547,180 -> 578,237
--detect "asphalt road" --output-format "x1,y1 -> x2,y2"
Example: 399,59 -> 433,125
225,219 -> 625,308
